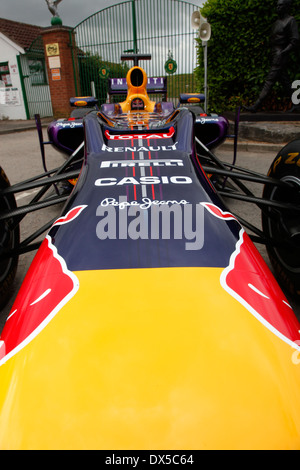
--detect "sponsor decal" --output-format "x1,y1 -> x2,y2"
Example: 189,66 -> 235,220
104,127 -> 175,141
100,196 -> 189,210
94,175 -> 193,186
100,159 -> 184,168
199,117 -> 221,124
109,76 -> 165,88
101,142 -> 178,153
55,121 -> 83,128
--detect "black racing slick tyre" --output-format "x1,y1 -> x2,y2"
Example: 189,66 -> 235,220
0,167 -> 19,308
262,140 -> 300,298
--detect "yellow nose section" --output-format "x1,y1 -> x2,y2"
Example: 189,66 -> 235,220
1,267 -> 300,449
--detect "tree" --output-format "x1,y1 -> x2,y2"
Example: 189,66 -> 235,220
195,0 -> 300,113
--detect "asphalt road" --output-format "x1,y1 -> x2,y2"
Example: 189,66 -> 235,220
0,128 -> 299,333
0,128 -> 65,332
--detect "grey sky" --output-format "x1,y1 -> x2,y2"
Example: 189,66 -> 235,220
1,0 -> 204,28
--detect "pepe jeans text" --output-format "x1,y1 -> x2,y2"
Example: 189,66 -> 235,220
96,196 -> 204,250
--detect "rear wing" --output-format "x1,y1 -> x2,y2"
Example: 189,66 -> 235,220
108,77 -> 167,101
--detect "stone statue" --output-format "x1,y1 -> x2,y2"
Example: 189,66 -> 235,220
45,0 -> 63,25
245,0 -> 299,113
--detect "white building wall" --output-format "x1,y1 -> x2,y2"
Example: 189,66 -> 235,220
0,33 -> 27,120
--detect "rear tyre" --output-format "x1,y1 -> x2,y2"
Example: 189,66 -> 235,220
0,167 -> 19,308
262,140 -> 300,298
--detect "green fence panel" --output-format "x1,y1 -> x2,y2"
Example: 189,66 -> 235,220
73,0 -> 200,105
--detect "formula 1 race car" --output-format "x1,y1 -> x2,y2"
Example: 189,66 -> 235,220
0,55 -> 300,449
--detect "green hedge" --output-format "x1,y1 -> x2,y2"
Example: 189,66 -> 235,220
195,0 -> 300,113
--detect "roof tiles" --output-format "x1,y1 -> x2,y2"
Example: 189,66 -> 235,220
0,18 -> 43,50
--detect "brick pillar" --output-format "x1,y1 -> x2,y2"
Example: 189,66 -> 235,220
41,26 -> 80,118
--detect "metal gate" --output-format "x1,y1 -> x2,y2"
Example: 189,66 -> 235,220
18,35 -> 53,119
73,0 -> 200,104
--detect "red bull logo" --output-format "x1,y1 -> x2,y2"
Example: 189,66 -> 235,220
202,202 -> 300,350
1,201 -> 300,367
0,206 -> 87,366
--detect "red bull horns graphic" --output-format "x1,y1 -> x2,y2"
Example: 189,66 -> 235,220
1,202 -> 300,368
0,206 -> 87,366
